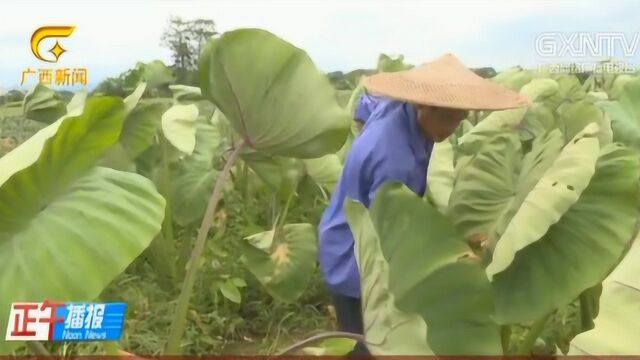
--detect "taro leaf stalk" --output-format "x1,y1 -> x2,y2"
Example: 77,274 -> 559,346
165,139 -> 245,354
165,28 -> 350,354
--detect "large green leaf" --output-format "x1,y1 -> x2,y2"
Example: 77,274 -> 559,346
302,338 -> 358,356
302,154 -> 342,193
448,133 -> 523,245
515,79 -> 559,141
346,82 -> 365,117
99,142 -> 137,172
487,123 -> 601,279
172,162 -> 216,226
66,91 -> 87,115
345,199 -> 431,355
171,121 -> 226,226
22,84 -> 67,124
578,283 -> 602,333
608,74 -> 633,100
139,60 -> 175,89
426,137 -> 454,213
558,99 -> 611,145
123,82 -> 147,116
519,103 -> 556,141
199,28 -> 350,158
169,85 -> 203,103
241,151 -> 305,197
449,128 -> 564,248
161,103 -> 199,154
0,97 -> 165,353
544,75 -> 587,110
492,143 -> 640,323
335,82 -> 365,163
218,279 -> 242,304
491,67 -> 533,91
519,78 -> 559,103
120,102 -> 166,159
569,238 -> 640,355
0,97 -> 122,193
377,54 -> 411,72
347,182 -> 502,355
457,107 -> 527,155
241,223 -> 317,303
598,77 -> 640,153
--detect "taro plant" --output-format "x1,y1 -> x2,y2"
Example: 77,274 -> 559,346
566,75 -> 640,355
101,78 -> 212,291
0,96 -> 166,354
164,28 -> 351,353
343,72 -> 640,355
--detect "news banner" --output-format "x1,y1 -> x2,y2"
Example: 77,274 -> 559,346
5,301 -> 126,342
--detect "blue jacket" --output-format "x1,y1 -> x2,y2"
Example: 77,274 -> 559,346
318,97 -> 434,298
354,92 -> 381,124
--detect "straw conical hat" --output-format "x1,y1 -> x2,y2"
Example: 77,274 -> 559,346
363,53 -> 529,110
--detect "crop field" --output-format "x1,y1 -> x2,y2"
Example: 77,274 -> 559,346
1,27 -> 640,356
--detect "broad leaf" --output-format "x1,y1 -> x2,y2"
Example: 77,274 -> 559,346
66,91 -> 87,115
161,104 -> 199,154
493,143 -> 640,323
588,91 -> 608,101
0,97 -> 165,353
169,85 -> 203,103
519,103 -> 556,141
457,107 -> 526,155
172,121 -> 226,226
345,199 -> 431,355
377,54 -> 411,72
348,182 -> 502,355
302,154 -> 342,193
219,279 -> 242,304
449,129 -> 564,249
569,238 -> 640,355
426,137 -> 454,213
123,82 -> 147,116
120,102 -> 166,159
302,338 -> 358,356
241,223 -> 317,303
578,283 -> 602,333
491,67 -> 533,91
558,99 -> 611,145
608,74 -> 633,100
598,77 -> 640,153
544,75 -> 586,110
139,60 -> 175,89
487,123 -> 601,279
199,28 -> 350,158
519,78 -> 558,103
22,84 -> 66,124
241,151 -> 305,198
346,82 -> 365,117
100,142 -> 137,172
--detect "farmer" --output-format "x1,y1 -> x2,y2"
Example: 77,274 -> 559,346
318,53 -> 527,355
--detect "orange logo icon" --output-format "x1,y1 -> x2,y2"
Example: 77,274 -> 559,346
30,26 -> 75,63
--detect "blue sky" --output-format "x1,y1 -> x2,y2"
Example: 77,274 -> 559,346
1,0 -> 639,92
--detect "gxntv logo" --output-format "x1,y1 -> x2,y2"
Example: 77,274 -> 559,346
535,32 -> 640,58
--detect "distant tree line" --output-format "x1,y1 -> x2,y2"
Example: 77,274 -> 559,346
93,16 -> 216,96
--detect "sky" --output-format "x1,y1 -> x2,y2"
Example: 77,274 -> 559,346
1,0 -> 639,91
